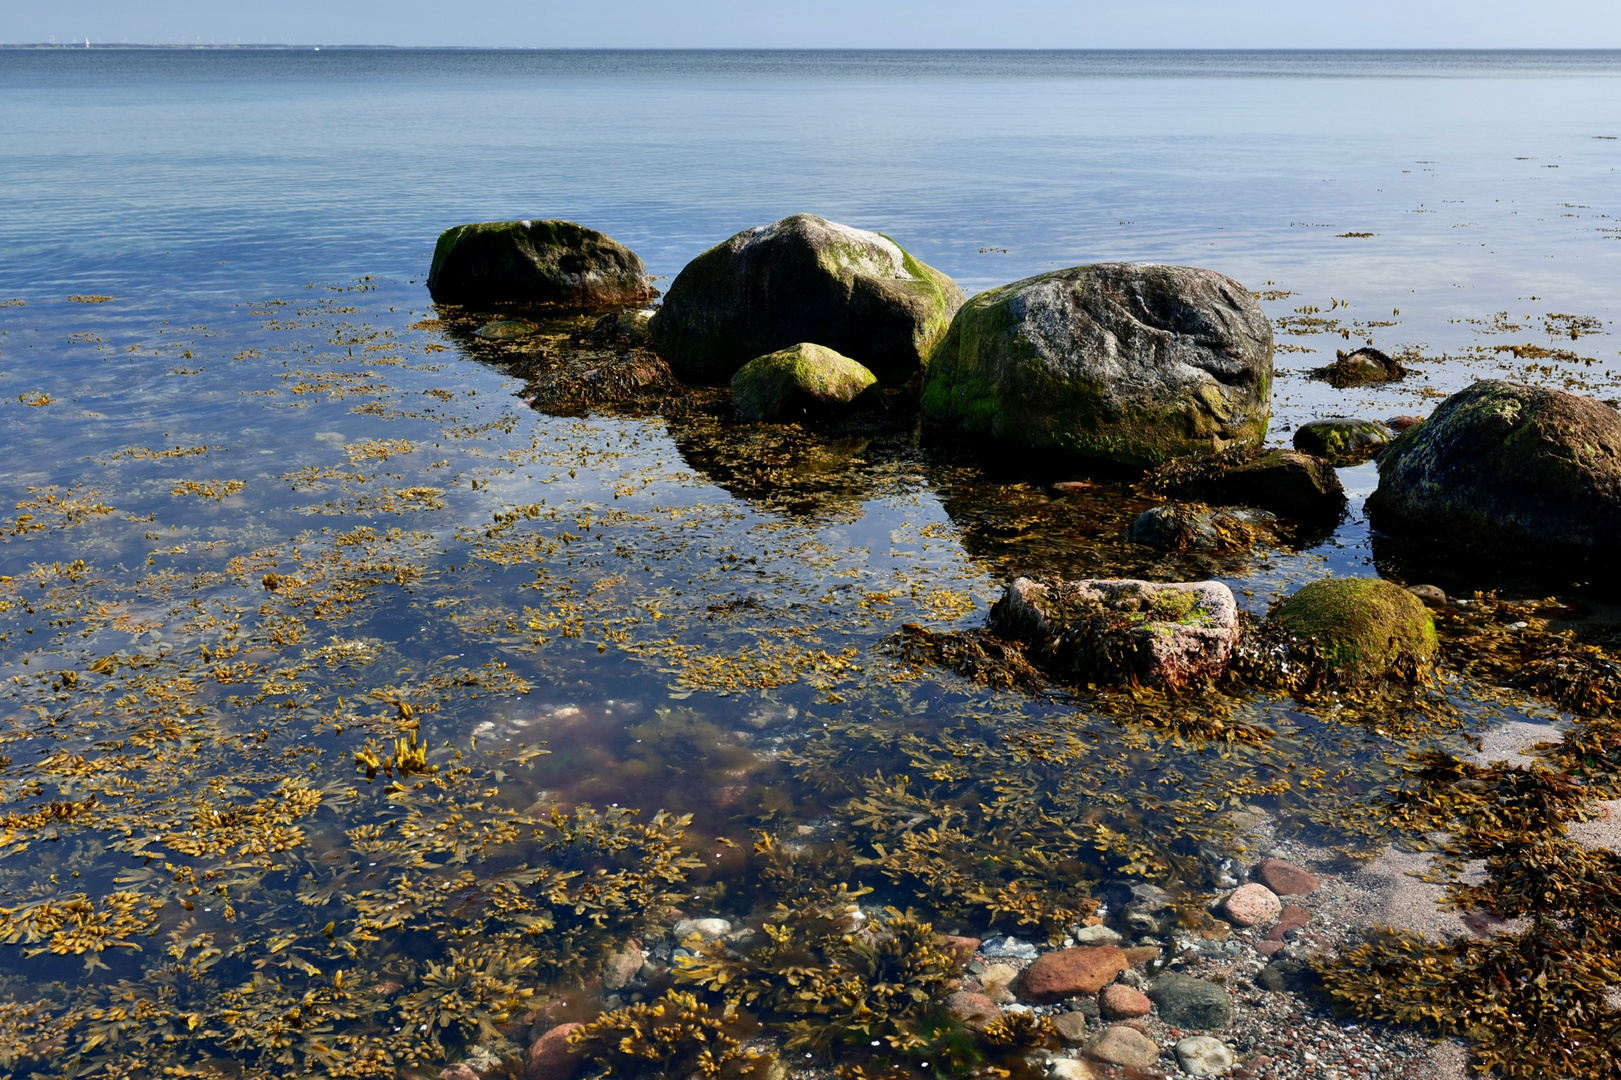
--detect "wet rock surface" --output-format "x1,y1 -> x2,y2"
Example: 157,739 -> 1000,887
922,262 -> 1273,468
1016,945 -> 1131,1001
649,213 -> 964,387
1270,576 -> 1438,678
1314,345 -> 1406,387
1147,973 -> 1233,1029
428,219 -> 657,309
1368,378 -> 1621,577
1291,416 -> 1393,463
729,342 -> 880,421
989,576 -> 1241,687
1085,1024 -> 1163,1067
1129,502 -> 1278,552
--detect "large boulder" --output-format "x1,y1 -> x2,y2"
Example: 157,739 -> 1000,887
731,343 -> 880,421
1366,380 -> 1621,574
428,220 -> 656,309
921,263 -> 1272,469
988,577 -> 1240,688
1270,577 -> 1438,677
648,214 -> 965,387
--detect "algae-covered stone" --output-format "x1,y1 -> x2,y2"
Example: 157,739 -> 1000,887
1271,577 -> 1438,677
649,214 -> 965,387
989,577 -> 1240,688
1367,380 -> 1621,575
1205,449 -> 1346,522
1314,346 -> 1405,388
1293,417 -> 1393,463
427,220 -> 657,309
474,319 -> 538,341
1129,503 -> 1277,553
921,263 -> 1272,469
730,343 -> 880,421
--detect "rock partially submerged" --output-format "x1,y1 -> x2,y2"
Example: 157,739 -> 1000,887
649,214 -> 965,387
1314,346 -> 1405,387
1270,577 -> 1438,678
1147,448 -> 1346,523
730,343 -> 880,421
988,576 -> 1240,687
1129,503 -> 1277,552
1367,380 -> 1621,576
921,262 -> 1273,469
1292,417 -> 1393,463
428,220 -> 657,309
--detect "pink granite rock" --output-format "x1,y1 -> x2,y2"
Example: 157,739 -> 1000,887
1098,983 -> 1152,1019
1254,857 -> 1321,896
1220,883 -> 1282,927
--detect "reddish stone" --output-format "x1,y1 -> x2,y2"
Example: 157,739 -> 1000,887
1265,904 -> 1311,942
440,1069 -> 479,1080
1099,983 -> 1152,1019
940,934 -> 982,965
1255,940 -> 1284,956
944,991 -> 1000,1029
1386,415 -> 1423,432
1253,858 -> 1321,896
1220,883 -> 1282,927
1123,945 -> 1163,967
525,1023 -> 583,1080
1016,946 -> 1129,1002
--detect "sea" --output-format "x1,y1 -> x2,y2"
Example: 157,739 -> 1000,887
0,47 -> 1618,1079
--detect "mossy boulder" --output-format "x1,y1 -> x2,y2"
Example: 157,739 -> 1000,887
921,263 -> 1273,469
1292,417 -> 1393,463
730,343 -> 880,421
1366,380 -> 1621,575
1270,577 -> 1438,676
427,220 -> 657,309
1314,346 -> 1405,388
649,214 -> 965,388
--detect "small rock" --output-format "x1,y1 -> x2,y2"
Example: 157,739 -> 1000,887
673,917 -> 731,941
945,991 -> 1002,1029
1017,946 -> 1130,1002
1116,967 -> 1146,989
1098,984 -> 1151,1019
429,220 -> 656,309
1265,905 -> 1312,942
440,1068 -> 480,1080
1122,945 -> 1163,968
1204,448 -> 1347,522
525,1023 -> 583,1080
980,962 -> 1019,1003
1292,417 -> 1394,463
1408,584 -> 1448,608
1220,883 -> 1282,927
1386,414 -> 1423,432
1270,576 -> 1438,678
1085,1024 -> 1162,1068
1256,956 -> 1320,994
1253,858 -> 1321,896
1176,1035 -> 1237,1077
1048,1058 -> 1102,1080
474,319 -> 538,341
730,342 -> 881,421
940,934 -> 982,965
1315,346 -> 1406,387
1051,480 -> 1095,495
1071,924 -> 1123,947
1074,996 -> 1101,1020
602,942 -> 645,991
1129,503 -> 1278,553
980,935 -> 1040,960
1147,974 -> 1232,1030
1052,1010 -> 1090,1043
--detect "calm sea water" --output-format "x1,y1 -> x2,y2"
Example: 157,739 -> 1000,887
0,48 -> 1619,1078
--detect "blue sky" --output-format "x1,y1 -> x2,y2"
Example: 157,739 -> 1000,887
5,0 -> 1620,48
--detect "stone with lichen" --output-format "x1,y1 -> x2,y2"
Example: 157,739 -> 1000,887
730,343 -> 880,420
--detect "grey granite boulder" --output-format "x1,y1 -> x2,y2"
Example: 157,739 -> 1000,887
427,220 -> 657,309
1367,380 -> 1621,575
1147,973 -> 1231,1029
649,214 -> 965,387
921,263 -> 1273,469
988,576 -> 1240,688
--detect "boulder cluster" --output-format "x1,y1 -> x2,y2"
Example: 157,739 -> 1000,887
426,214 -> 1621,685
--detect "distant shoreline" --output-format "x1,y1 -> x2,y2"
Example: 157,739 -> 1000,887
4,43 -> 1621,53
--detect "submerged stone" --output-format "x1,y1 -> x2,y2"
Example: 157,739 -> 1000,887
1314,346 -> 1405,387
427,219 -> 657,309
650,213 -> 965,387
1085,1025 -> 1161,1068
1176,1036 -> 1237,1077
1147,973 -> 1231,1029
1366,379 -> 1621,576
730,343 -> 880,421
1292,417 -> 1393,463
1203,449 -> 1345,522
921,262 -> 1273,468
1270,577 -> 1438,677
1017,945 -> 1131,1001
1129,503 -> 1277,552
989,577 -> 1240,688
474,319 -> 538,341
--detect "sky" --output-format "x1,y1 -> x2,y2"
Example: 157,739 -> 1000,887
3,0 -> 1620,49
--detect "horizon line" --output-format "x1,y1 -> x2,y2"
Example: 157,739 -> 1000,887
5,43 -> 1621,52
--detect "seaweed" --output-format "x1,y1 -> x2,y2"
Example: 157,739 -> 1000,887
569,990 -> 773,1080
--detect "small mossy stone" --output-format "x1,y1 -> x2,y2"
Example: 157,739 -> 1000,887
1271,577 -> 1438,677
730,343 -> 880,421
475,319 -> 539,341
1314,346 -> 1405,388
1292,417 -> 1393,463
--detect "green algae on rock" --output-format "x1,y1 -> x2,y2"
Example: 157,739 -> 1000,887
474,318 -> 539,341
1367,379 -> 1621,578
920,263 -> 1272,469
1143,447 -> 1345,524
1291,417 -> 1393,464
730,342 -> 881,421
648,214 -> 965,387
1271,577 -> 1438,678
1313,346 -> 1405,388
427,219 -> 658,309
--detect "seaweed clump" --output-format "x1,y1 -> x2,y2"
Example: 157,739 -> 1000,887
569,990 -> 774,1080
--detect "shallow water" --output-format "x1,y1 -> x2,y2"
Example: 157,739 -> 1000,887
0,48 -> 1618,1078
